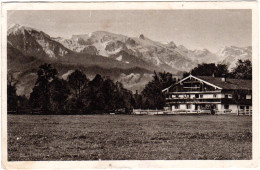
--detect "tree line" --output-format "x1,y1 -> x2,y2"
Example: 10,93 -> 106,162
8,63 -> 176,114
183,59 -> 252,80
27,63 -> 136,114
8,59 -> 252,114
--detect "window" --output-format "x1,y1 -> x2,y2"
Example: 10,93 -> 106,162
176,95 -> 179,98
240,106 -> 245,110
195,94 -> 199,98
186,104 -> 191,109
213,94 -> 217,98
224,94 -> 232,98
224,105 -> 229,109
239,95 -> 245,100
246,106 -> 249,110
246,95 -> 252,99
200,94 -> 203,98
175,105 -> 179,109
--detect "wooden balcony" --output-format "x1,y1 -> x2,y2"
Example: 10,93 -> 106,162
166,98 -> 221,104
165,90 -> 221,94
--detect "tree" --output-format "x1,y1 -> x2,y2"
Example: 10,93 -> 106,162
67,70 -> 89,105
182,72 -> 190,78
215,64 -> 229,77
29,63 -> 58,112
102,78 -> 118,113
141,81 -> 165,109
85,75 -> 134,114
133,90 -> 143,109
87,74 -> 105,114
7,72 -> 18,112
17,95 -> 30,113
141,71 -> 176,109
231,59 -> 252,80
114,81 -> 134,114
158,71 -> 177,89
182,63 -> 229,78
49,78 -> 70,113
30,85 -> 43,109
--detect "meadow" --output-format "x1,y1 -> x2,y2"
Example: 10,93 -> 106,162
8,114 -> 252,160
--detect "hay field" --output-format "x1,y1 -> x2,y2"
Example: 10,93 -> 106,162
8,115 -> 252,160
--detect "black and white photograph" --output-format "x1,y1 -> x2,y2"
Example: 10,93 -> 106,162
1,2 -> 258,168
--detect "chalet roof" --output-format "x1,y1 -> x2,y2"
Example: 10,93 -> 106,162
196,76 -> 252,90
162,75 -> 252,92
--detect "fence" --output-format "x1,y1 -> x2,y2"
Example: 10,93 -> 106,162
133,109 -> 252,115
215,109 -> 252,116
132,109 -> 164,115
132,109 -> 211,115
238,109 -> 252,116
8,108 -> 47,115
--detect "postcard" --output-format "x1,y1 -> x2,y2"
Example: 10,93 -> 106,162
1,1 -> 258,169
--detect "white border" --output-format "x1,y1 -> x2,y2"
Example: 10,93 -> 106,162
1,2 -> 259,169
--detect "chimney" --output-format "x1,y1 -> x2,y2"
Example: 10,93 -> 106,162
221,75 -> 227,82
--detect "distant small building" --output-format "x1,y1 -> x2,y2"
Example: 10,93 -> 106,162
162,75 -> 252,114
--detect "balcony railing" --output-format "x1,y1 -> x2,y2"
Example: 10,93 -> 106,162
166,97 -> 221,100
165,90 -> 221,94
166,98 -> 221,104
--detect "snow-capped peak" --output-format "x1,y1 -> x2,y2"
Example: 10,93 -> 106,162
177,45 -> 189,52
217,46 -> 252,70
8,23 -> 22,29
8,24 -> 25,35
7,23 -> 39,36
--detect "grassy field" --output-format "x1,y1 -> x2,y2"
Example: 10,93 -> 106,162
8,114 -> 252,160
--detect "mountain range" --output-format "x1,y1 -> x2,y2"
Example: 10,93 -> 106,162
7,24 -> 252,97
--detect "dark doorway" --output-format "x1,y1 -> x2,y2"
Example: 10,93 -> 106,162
195,104 -> 198,110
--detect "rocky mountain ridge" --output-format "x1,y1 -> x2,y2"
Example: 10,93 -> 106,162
7,24 -> 252,96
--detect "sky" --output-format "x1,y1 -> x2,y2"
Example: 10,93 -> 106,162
8,10 -> 252,52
